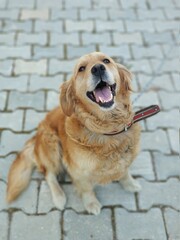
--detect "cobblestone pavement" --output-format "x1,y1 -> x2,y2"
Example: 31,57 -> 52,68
0,0 -> 179,239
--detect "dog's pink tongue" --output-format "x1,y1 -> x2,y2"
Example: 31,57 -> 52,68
94,86 -> 112,102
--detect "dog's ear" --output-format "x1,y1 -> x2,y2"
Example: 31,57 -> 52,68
60,80 -> 75,117
116,63 -> 133,95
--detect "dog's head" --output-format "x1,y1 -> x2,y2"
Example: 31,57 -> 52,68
60,52 -> 132,117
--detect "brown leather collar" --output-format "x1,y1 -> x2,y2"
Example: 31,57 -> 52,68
104,105 -> 160,136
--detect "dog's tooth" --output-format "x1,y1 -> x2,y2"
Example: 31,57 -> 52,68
99,96 -> 103,103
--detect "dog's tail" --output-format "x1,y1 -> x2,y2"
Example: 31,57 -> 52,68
6,136 -> 36,203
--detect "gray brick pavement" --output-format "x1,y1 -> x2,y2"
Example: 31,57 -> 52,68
115,208 -> 166,240
10,211 -> 61,240
138,178 -> 180,210
164,208 -> 180,240
0,0 -> 179,239
64,209 -> 113,240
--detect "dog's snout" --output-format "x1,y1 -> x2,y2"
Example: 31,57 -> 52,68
91,64 -> 105,76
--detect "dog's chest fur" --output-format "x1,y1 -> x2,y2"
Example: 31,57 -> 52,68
64,124 -> 140,185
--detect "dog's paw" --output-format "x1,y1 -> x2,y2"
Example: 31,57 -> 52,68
52,192 -> 66,210
122,180 -> 142,193
85,200 -> 102,215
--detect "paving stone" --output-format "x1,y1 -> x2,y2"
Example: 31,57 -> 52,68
159,91 -> 180,110
17,33 -> 47,46
151,59 -> 179,74
0,0 -> 6,8
173,30 -> 179,44
0,154 -> 16,181
93,0 -> 119,8
14,59 -> 47,75
0,180 -> 38,214
65,0 -> 91,8
21,9 -> 49,20
36,181 -> 52,213
137,74 -> 174,91
154,20 -> 178,32
132,91 -> 159,108
109,9 -> 136,20
100,45 -> 131,59
96,182 -> 136,210
8,0 -> 35,8
148,0 -> 175,8
128,59 -> 152,74
0,9 -> 19,20
67,45 -> 96,59
131,77 -> 139,92
164,208 -> 180,240
64,184 -> 85,212
0,212 -> 8,240
46,91 -> 59,110
10,211 -> 61,240
3,20 -> 32,32
33,46 -> 64,59
168,129 -> 179,153
153,152 -> 180,180
49,59 -> 76,74
162,44 -> 179,59
24,110 -> 46,131
0,92 -> 7,111
115,208 -> 166,240
173,0 -> 180,7
113,32 -> 143,45
132,45 -> 163,59
96,20 -> 124,32
141,129 -> 170,154
0,33 -> 15,45
51,9 -> 78,20
8,91 -> 45,111
138,178 -> 180,210
0,131 -> 34,156
36,0 -> 62,8
164,9 -> 180,19
126,20 -> 155,32
146,109 -> 178,130
137,9 -> 165,20
0,46 -> 31,59
0,60 -> 13,75
121,0 -> 147,8
50,33 -> 80,45
0,111 -> 23,131
143,32 -> 174,45
35,20 -> 63,33
172,73 -> 180,91
0,76 -> 28,91
29,75 -> 63,91
80,9 -> 108,20
82,33 -> 111,45
66,20 -> 94,32
32,169 -> 44,180
130,151 -> 155,180
64,209 -> 113,240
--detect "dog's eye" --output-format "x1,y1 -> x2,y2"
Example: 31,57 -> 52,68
79,66 -> 86,72
103,59 -> 110,64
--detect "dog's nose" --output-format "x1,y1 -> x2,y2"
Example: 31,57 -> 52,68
91,64 -> 106,76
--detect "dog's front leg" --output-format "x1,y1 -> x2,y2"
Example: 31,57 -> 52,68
119,170 -> 141,192
73,179 -> 101,215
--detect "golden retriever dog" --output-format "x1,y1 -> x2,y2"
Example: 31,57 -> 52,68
6,52 -> 141,215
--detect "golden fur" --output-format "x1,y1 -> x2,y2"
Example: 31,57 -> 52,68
7,52 -> 141,215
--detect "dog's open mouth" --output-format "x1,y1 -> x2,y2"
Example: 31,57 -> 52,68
87,81 -> 116,108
